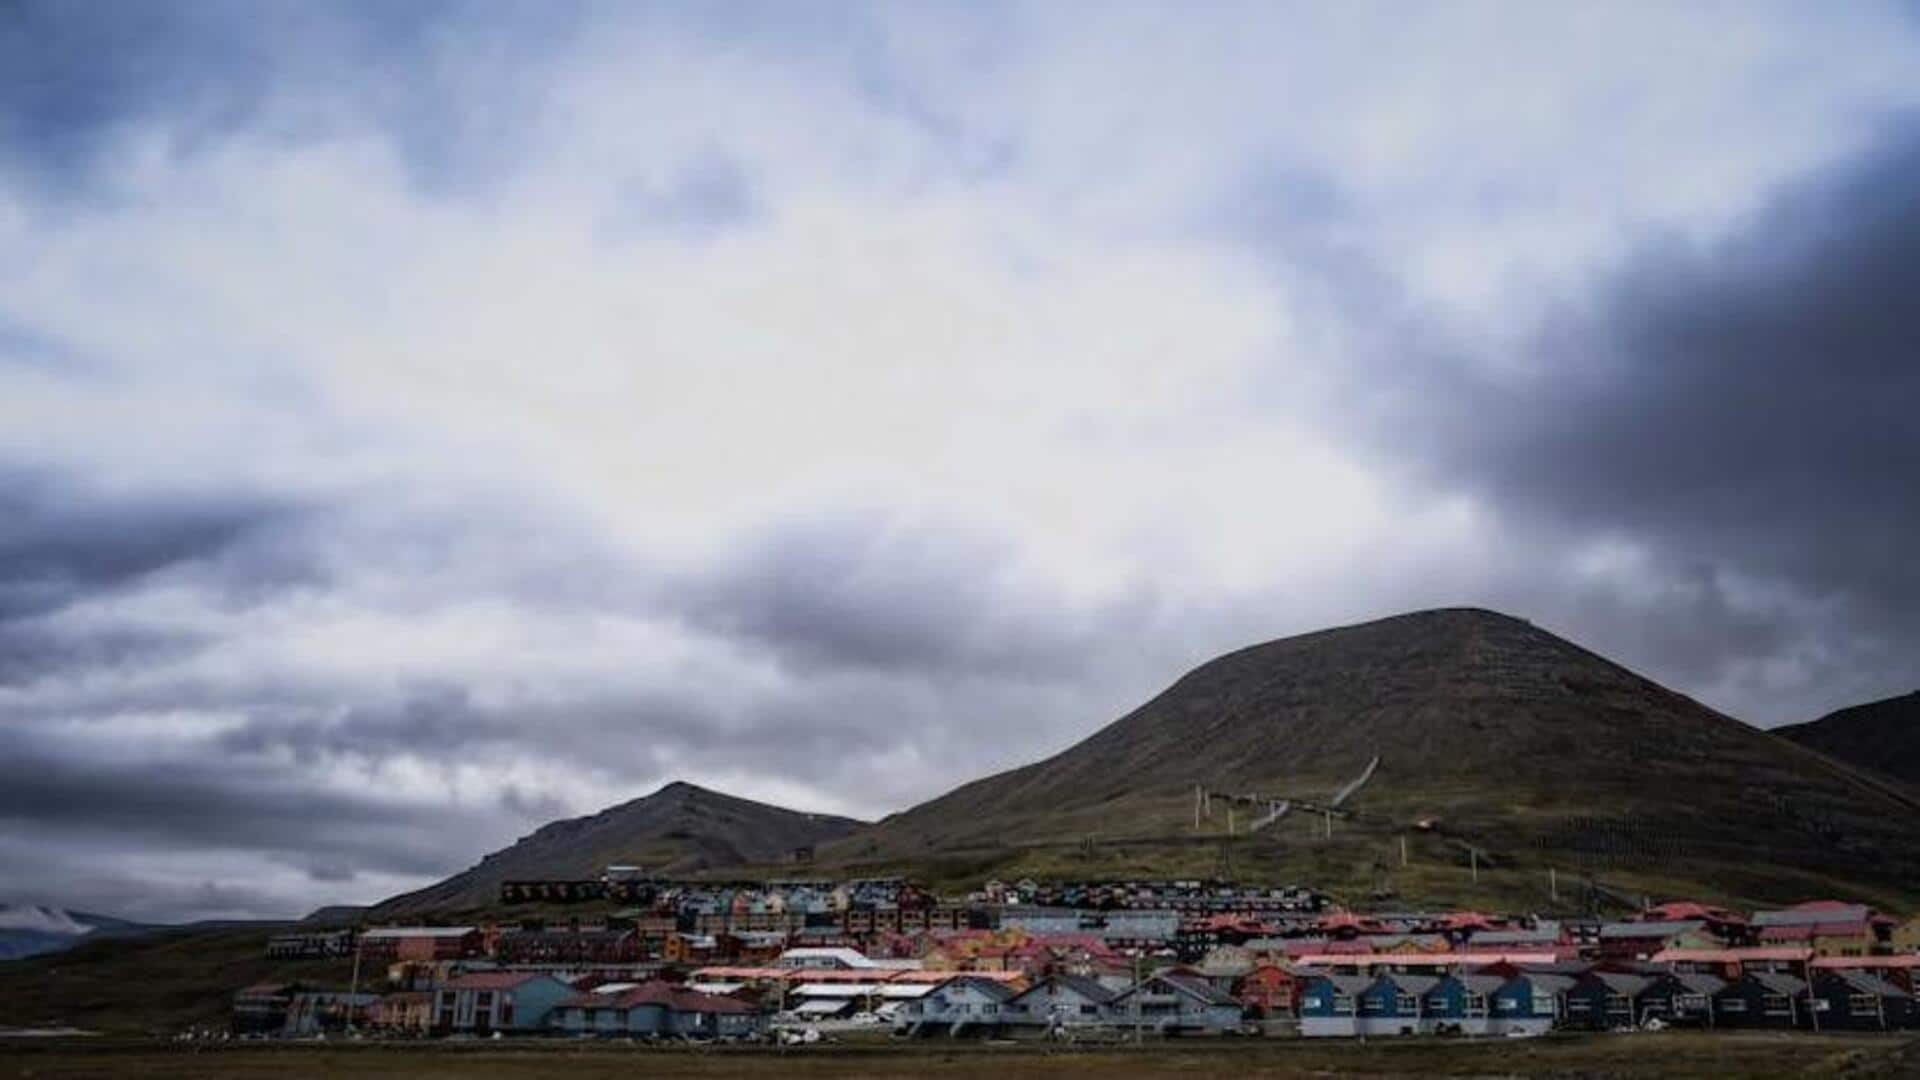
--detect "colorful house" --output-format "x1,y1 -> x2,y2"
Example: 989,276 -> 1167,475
1234,962 -> 1299,1016
435,972 -> 576,1034
1487,971 -> 1568,1035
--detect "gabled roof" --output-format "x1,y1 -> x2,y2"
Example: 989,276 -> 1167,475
1672,973 -> 1728,996
1311,973 -> 1377,995
1744,972 -> 1809,995
1586,972 -> 1653,996
1116,971 -> 1239,1007
1526,973 -> 1580,994
1009,974 -> 1117,1006
1458,974 -> 1508,994
1383,973 -> 1441,996
933,975 -> 1021,1002
1819,970 -> 1907,998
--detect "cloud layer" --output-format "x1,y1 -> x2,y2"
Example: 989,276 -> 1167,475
2,1 -> 1918,920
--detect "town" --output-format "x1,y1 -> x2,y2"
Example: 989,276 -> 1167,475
233,870 -> 1920,1044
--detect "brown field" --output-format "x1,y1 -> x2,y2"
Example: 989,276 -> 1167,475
4,1032 -> 1919,1080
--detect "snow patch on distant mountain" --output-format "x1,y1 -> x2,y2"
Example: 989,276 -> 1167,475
0,906 -> 94,936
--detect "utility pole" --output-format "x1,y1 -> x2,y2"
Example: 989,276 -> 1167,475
1550,867 -> 1559,903
1470,848 -> 1479,884
1323,809 -> 1332,839
1132,952 -> 1143,1044
1194,785 -> 1202,831
347,929 -> 364,1036
1227,804 -> 1235,836
1399,835 -> 1408,867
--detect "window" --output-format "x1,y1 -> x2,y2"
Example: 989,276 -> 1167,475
1849,994 -> 1878,1016
1079,1005 -> 1098,1016
1763,994 -> 1791,1016
1719,999 -> 1747,1013
1531,994 -> 1557,1016
1394,994 -> 1418,1014
1466,993 -> 1488,1016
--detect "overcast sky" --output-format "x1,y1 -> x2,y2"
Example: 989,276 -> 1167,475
3,1 -> 1918,923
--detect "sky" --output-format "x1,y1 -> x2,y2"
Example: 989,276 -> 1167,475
2,1 -> 1918,923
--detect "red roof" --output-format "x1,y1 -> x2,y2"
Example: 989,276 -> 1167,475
1642,902 -> 1746,925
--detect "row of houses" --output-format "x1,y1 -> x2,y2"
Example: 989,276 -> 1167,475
1296,965 -> 1916,1036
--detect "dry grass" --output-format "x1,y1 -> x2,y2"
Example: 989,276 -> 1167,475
4,1031 -> 1916,1080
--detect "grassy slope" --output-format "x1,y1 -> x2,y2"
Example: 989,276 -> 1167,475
0,926 -> 354,1036
813,610 -> 1920,911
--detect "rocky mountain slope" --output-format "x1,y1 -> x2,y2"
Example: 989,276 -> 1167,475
1778,690 -> 1920,786
375,781 -> 863,916
824,609 -> 1920,909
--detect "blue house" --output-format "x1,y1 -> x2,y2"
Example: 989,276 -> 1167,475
1712,972 -> 1809,1029
1353,973 -> 1425,1037
1563,971 -> 1651,1030
1486,971 -> 1566,1035
1299,973 -> 1371,1037
436,972 -> 576,1034
1810,970 -> 1912,1031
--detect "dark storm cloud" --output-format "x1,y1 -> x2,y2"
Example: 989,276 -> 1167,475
0,740 -> 455,878
0,466 -> 308,621
667,514 -> 1123,681
1356,121 -> 1920,706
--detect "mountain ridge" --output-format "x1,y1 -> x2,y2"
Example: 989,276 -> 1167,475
373,780 -> 864,916
1778,690 -> 1920,787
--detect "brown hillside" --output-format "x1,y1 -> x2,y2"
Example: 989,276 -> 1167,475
1778,691 -> 1920,786
375,782 -> 863,917
824,609 -> 1920,910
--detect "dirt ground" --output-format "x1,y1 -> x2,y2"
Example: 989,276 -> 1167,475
5,1031 -> 1919,1080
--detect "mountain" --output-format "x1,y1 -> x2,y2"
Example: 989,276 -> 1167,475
0,906 -> 158,961
825,608 -> 1920,910
1777,690 -> 1920,786
375,781 -> 865,916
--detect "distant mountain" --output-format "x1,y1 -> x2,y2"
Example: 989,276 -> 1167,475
0,905 -> 157,961
1778,690 -> 1920,786
826,609 -> 1920,910
375,781 -> 865,916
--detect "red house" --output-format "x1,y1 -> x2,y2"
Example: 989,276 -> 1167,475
1234,962 -> 1300,1016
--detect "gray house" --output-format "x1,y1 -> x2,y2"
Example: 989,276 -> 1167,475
1107,971 -> 1245,1035
1003,974 -> 1117,1036
548,982 -> 762,1039
893,976 -> 1021,1038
